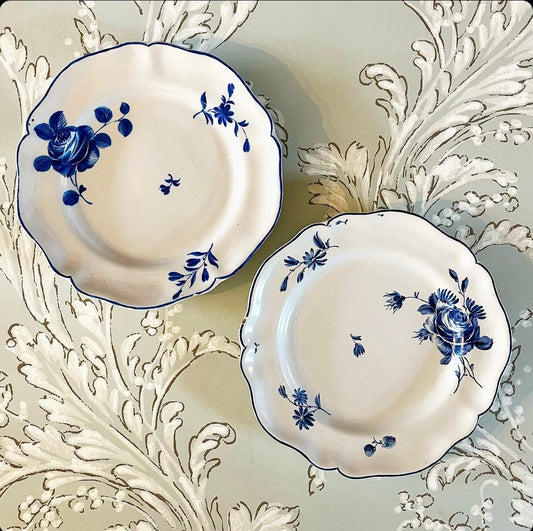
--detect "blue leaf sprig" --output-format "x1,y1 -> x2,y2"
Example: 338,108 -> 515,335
159,173 -> 181,195
95,102 -> 133,137
168,244 -> 219,300
278,384 -> 330,431
193,83 -> 251,152
280,232 -> 338,291
350,334 -> 365,357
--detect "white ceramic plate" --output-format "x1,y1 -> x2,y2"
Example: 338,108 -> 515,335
240,211 -> 511,478
17,42 -> 281,308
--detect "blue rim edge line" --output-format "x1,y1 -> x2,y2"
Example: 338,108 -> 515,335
15,41 -> 283,310
239,209 -> 513,480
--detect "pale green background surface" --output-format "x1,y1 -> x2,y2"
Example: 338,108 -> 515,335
0,1 -> 531,530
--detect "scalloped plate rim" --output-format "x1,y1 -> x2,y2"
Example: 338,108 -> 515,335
16,41 -> 283,309
239,209 -> 512,479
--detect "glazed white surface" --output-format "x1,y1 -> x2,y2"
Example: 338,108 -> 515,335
242,212 -> 511,477
17,43 -> 281,308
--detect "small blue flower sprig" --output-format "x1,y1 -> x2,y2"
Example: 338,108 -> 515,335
350,334 -> 365,357
384,269 -> 493,392
364,435 -> 396,457
33,103 -> 133,206
168,244 -> 219,300
278,385 -> 330,430
160,173 -> 181,195
280,232 -> 338,292
193,83 -> 250,152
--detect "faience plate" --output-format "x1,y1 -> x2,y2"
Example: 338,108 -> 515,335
240,211 -> 511,478
17,42 -> 281,308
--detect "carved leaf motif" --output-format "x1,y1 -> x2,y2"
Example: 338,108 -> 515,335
511,498 -> 533,529
24,56 -> 52,106
300,142 -> 372,216
7,326 -> 65,397
471,220 -> 533,260
304,0 -> 533,230
307,465 -> 326,496
151,330 -> 239,392
429,155 -> 517,187
151,1 -> 212,43
74,1 -> 118,54
359,63 -> 408,131
228,502 -> 300,531
397,154 -> 521,214
197,1 -> 258,51
144,0 -> 258,52
423,436 -> 509,492
0,27 -> 27,72
0,383 -> 13,428
160,401 -> 184,443
188,423 -> 236,491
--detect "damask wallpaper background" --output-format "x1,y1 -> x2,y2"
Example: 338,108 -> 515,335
0,1 -> 532,529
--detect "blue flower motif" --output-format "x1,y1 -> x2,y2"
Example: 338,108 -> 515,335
364,444 -> 376,457
364,435 -> 396,457
193,83 -> 250,152
384,291 -> 406,313
292,388 -> 308,406
385,269 -> 493,391
32,103 -> 132,206
302,248 -> 327,270
350,334 -> 365,357
213,102 -> 234,126
382,435 -> 396,448
293,406 -> 315,430
280,232 -> 338,291
33,111 -> 103,177
277,380 -> 330,431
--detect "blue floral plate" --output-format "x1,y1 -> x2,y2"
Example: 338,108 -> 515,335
240,211 -> 511,478
17,42 -> 282,308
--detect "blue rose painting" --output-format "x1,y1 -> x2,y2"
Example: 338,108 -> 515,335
32,103 -> 132,206
384,269 -> 493,392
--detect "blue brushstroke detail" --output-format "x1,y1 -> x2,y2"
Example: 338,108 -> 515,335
168,244 -> 219,300
364,435 -> 396,457
193,83 -> 250,152
160,173 -> 181,195
350,334 -> 365,357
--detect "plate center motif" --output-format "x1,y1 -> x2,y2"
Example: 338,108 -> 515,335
64,89 -> 242,264
279,249 -> 451,429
